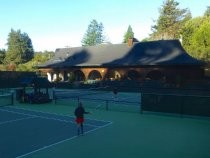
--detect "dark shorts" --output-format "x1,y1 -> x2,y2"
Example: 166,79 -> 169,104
76,117 -> 84,124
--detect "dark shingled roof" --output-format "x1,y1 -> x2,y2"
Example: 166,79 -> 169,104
39,40 -> 204,68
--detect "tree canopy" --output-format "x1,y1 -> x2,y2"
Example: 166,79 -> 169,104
181,16 -> 210,61
204,6 -> 210,17
5,29 -> 34,65
81,19 -> 105,46
0,49 -> 6,64
123,25 -> 134,43
16,51 -> 54,71
151,0 -> 191,40
0,28 -> 55,71
148,0 -> 210,62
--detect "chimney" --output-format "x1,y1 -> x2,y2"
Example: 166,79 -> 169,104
127,38 -> 133,47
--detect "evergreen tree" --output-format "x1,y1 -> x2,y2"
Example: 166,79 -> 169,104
204,6 -> 210,17
81,19 -> 105,46
151,0 -> 191,40
5,29 -> 34,65
123,25 -> 134,43
21,32 -> 34,61
0,49 -> 6,64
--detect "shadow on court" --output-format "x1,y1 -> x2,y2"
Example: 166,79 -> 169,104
0,107 -> 111,158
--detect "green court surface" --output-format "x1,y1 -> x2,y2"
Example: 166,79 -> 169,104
2,101 -> 210,158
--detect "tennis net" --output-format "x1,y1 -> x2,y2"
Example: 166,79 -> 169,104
53,88 -> 141,113
53,87 -> 110,100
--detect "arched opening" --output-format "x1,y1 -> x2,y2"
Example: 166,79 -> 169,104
52,73 -> 58,81
88,70 -> 102,80
146,70 -> 164,80
106,70 -> 121,81
58,73 -> 64,81
67,72 -> 75,82
46,72 -> 52,82
127,70 -> 140,80
74,70 -> 85,81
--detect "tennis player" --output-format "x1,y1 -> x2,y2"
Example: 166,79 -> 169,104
74,102 -> 90,136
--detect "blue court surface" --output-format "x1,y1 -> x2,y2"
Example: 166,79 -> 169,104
0,107 -> 112,158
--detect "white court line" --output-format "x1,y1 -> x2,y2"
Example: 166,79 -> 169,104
16,135 -> 78,158
16,121 -> 113,158
7,106 -> 112,124
0,116 -> 36,125
1,108 -> 100,128
1,107 -> 113,158
0,108 -> 34,117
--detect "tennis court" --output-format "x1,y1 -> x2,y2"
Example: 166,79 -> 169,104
1,88 -> 210,158
0,106 -> 111,158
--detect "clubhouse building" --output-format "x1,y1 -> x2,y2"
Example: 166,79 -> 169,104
38,39 -> 204,85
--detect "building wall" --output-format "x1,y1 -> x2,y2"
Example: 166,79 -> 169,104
39,66 -> 204,85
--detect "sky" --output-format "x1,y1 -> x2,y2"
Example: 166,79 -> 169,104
0,0 -> 209,52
